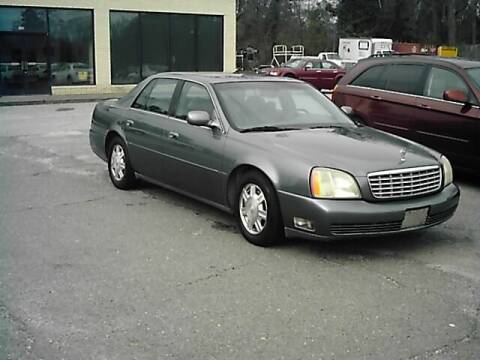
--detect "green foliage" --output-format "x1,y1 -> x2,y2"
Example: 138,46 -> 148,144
236,0 -> 480,66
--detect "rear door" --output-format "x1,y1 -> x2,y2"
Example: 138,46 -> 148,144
318,61 -> 341,90
160,81 -> 227,204
413,66 -> 480,167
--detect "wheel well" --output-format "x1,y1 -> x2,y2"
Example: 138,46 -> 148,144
104,131 -> 122,157
226,165 -> 276,209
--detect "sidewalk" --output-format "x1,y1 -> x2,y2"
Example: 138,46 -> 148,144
0,93 -> 123,106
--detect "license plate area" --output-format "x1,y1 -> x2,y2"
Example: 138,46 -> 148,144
401,207 -> 429,229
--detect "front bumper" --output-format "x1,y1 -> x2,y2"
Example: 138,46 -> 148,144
278,184 -> 460,240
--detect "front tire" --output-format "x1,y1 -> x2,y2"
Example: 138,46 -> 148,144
235,171 -> 284,246
107,137 -> 136,190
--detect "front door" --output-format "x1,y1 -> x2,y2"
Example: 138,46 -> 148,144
0,32 -> 50,95
412,66 -> 480,168
161,81 -> 226,204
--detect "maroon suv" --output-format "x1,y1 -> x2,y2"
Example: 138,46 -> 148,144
333,55 -> 480,171
267,57 -> 346,90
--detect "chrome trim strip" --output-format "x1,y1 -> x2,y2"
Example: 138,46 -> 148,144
374,122 -> 409,131
129,107 -> 223,134
347,85 -> 480,109
416,130 -> 469,143
368,165 -> 440,177
129,142 -> 227,175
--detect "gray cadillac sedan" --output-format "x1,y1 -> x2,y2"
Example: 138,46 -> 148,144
89,73 -> 459,246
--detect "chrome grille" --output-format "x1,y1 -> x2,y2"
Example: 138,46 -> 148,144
368,166 -> 442,200
330,221 -> 402,235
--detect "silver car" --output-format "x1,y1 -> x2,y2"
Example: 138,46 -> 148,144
89,73 -> 459,246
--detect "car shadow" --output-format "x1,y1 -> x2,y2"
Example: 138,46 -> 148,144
455,170 -> 479,188
136,178 -> 238,229
134,178 -> 455,259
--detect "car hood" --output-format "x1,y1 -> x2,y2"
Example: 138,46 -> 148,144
242,126 -> 440,176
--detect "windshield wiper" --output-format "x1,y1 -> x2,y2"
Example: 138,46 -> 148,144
240,126 -> 300,133
309,124 -> 346,129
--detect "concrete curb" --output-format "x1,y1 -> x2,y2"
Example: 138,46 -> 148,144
0,94 -> 123,107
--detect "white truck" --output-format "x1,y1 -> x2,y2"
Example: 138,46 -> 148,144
338,38 -> 393,64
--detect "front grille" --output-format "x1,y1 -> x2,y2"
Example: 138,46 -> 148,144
330,221 -> 402,236
368,166 -> 442,200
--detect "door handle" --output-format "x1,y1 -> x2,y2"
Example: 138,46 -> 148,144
418,104 -> 431,110
370,95 -> 383,100
168,131 -> 179,139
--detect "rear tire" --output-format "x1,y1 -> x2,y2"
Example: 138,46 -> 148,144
235,171 -> 284,247
107,137 -> 136,190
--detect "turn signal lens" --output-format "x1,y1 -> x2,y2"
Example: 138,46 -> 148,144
310,168 -> 361,199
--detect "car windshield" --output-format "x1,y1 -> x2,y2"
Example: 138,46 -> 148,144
284,59 -> 305,68
213,81 -> 355,132
327,53 -> 340,60
467,67 -> 480,89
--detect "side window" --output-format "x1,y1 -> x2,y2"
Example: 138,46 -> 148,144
174,82 -> 214,120
384,64 -> 426,95
359,41 -> 370,50
131,80 -> 155,110
424,67 -> 471,101
351,65 -> 387,89
304,61 -> 321,69
322,61 -> 336,69
145,79 -> 178,114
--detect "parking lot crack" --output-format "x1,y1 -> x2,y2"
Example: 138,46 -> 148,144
177,263 -> 245,288
8,196 -> 108,214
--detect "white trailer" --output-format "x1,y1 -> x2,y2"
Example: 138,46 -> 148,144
338,38 -> 393,63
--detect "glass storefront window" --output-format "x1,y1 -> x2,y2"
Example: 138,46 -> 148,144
110,12 -> 141,85
170,14 -> 196,72
141,13 -> 170,78
197,16 -> 223,71
48,9 -> 95,85
110,11 -> 224,84
0,7 -> 47,32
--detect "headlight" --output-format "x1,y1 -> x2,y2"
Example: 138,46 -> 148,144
441,156 -> 453,186
269,71 -> 279,76
310,168 -> 361,199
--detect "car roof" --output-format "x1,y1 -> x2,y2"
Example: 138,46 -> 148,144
151,72 -> 302,84
362,55 -> 480,69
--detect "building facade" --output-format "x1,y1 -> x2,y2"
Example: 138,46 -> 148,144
0,0 -> 235,96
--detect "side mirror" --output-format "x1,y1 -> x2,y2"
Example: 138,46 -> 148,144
341,106 -> 354,116
187,111 -> 211,126
304,63 -> 313,70
443,89 -> 468,104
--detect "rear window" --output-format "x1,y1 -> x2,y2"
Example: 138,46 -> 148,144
351,65 -> 387,89
384,64 -> 426,95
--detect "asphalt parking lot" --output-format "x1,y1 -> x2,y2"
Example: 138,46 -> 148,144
0,102 -> 479,360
